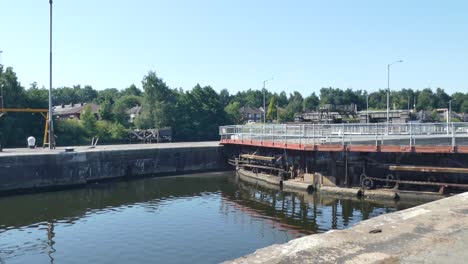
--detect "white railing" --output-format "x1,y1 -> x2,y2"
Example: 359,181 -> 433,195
219,123 -> 468,147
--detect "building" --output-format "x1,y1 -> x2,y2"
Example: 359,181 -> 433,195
239,106 -> 263,123
127,105 -> 143,123
358,110 -> 411,123
53,103 -> 99,120
296,104 -> 357,124
298,111 -> 344,123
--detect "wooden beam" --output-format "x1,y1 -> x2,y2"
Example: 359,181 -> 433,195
389,165 -> 468,174
240,154 -> 275,161
239,163 -> 285,172
1,108 -> 48,113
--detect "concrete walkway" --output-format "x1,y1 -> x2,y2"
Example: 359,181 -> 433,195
0,141 -> 220,156
227,192 -> 468,264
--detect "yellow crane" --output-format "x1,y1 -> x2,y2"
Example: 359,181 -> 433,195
0,108 -> 53,148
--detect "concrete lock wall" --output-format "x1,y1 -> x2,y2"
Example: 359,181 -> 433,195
0,145 -> 227,194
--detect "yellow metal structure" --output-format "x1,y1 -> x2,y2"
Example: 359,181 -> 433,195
0,108 -> 51,148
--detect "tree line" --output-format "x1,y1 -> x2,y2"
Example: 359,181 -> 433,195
0,64 -> 467,147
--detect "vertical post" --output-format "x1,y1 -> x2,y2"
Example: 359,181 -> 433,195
386,64 -> 390,135
448,99 -> 455,136
452,122 -> 455,148
446,109 -> 449,136
375,123 -> 378,146
312,123 -> 315,145
304,124 -> 307,145
386,60 -> 403,135
366,94 -> 369,123
407,95 -> 410,111
344,149 -> 348,186
261,124 -> 264,144
299,125 -> 307,145
409,122 -> 412,147
240,126 -> 242,142
48,0 -> 54,149
284,124 -> 287,144
262,78 -> 273,123
341,124 -> 345,145
449,100 -> 452,123
262,82 -> 266,123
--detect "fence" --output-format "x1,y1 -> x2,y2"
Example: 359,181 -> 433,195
219,123 -> 468,147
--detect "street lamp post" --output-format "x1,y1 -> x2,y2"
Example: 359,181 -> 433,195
0,50 -> 3,65
366,94 -> 369,123
449,99 -> 456,123
48,0 -> 54,149
407,95 -> 410,111
387,60 -> 403,134
262,78 -> 273,123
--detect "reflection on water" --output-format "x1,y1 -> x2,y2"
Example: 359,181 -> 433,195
0,172 -> 420,264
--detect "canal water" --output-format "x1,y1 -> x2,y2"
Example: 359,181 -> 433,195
0,172 -> 419,264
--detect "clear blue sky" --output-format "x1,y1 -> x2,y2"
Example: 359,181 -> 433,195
1,0 -> 467,95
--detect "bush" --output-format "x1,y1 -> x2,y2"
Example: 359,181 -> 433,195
55,119 -> 88,146
109,122 -> 127,139
96,121 -> 129,143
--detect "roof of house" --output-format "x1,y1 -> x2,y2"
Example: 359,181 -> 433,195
239,106 -> 263,114
127,105 -> 143,115
53,103 -> 99,115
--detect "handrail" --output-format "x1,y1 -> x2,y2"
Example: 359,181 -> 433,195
219,123 -> 468,147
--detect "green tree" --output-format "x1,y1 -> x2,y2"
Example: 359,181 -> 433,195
278,107 -> 294,122
435,88 -> 451,109
368,90 -> 387,109
99,99 -> 113,121
451,92 -> 466,112
225,101 -> 242,124
53,86 -> 78,105
461,100 -> 468,113
141,71 -> 174,128
134,112 -> 153,129
287,91 -> 304,113
113,95 -> 142,125
55,119 -> 88,146
303,93 -> 319,111
26,82 -> 48,108
122,84 -> 142,97
277,91 -> 288,107
94,121 -> 128,143
417,88 -> 436,110
219,88 -> 231,106
0,65 -> 34,147
109,122 -> 128,139
175,84 -> 226,140
96,88 -> 121,104
76,85 -> 98,103
266,96 -> 276,120
81,105 -> 97,137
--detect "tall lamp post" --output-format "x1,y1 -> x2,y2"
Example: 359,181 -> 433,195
366,94 -> 369,123
0,50 -> 3,65
449,99 -> 456,123
48,0 -> 54,149
407,95 -> 410,111
387,60 -> 403,134
262,78 -> 273,123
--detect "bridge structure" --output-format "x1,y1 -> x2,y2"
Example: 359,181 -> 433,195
220,122 -> 468,193
219,122 -> 468,154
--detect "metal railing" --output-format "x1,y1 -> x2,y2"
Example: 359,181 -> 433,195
219,123 -> 468,147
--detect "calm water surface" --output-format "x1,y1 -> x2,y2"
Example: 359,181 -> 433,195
0,172 -> 419,263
